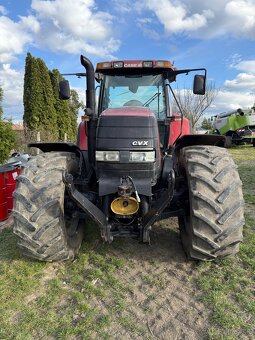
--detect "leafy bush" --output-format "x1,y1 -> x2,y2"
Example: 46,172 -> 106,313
0,120 -> 16,165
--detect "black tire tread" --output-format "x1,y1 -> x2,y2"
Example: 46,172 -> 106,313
13,152 -> 83,262
179,145 -> 244,260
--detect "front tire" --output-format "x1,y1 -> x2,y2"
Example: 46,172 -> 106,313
13,152 -> 84,262
178,145 -> 244,260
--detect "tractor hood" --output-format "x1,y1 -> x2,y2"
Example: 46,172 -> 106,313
95,106 -> 161,196
96,107 -> 159,150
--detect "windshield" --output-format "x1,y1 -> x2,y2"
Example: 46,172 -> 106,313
100,74 -> 166,119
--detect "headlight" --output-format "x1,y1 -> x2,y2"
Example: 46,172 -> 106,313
96,151 -> 120,162
129,151 -> 155,162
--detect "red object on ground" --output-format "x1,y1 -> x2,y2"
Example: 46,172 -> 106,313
0,170 -> 8,221
4,167 -> 21,212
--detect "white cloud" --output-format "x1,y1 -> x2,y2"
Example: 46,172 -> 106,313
0,5 -> 7,15
225,0 -> 255,38
224,73 -> 255,90
31,0 -> 120,57
111,0 -> 133,13
0,64 -> 24,121
137,17 -> 160,40
0,16 -> 35,63
19,15 -> 40,33
232,60 -> 255,73
208,90 -> 254,115
135,0 -> 255,39
0,0 -> 121,121
224,58 -> 255,91
145,0 -> 214,34
226,53 -> 243,68
0,0 -> 120,64
32,0 -> 111,40
208,57 -> 255,114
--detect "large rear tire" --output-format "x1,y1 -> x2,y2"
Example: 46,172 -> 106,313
13,152 -> 84,262
178,145 -> 244,260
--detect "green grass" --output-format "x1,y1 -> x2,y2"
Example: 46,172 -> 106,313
0,223 -> 132,338
0,144 -> 254,339
227,144 -> 255,161
195,145 -> 255,339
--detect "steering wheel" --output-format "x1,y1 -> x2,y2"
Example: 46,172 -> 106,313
123,100 -> 143,107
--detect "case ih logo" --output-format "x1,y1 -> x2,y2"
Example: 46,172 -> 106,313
132,140 -> 149,146
124,62 -> 143,68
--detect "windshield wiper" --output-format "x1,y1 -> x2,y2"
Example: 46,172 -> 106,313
143,92 -> 161,107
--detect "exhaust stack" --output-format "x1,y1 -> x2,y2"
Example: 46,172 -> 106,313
80,55 -> 96,117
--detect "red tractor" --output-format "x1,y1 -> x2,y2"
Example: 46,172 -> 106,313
12,56 -> 244,261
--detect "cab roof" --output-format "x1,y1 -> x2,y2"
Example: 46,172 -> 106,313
96,60 -> 175,73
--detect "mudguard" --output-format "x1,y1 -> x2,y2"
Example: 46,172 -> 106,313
28,142 -> 82,157
174,134 -> 225,153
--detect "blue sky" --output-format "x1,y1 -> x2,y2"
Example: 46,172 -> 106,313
0,0 -> 255,122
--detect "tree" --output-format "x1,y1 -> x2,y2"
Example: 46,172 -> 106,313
69,89 -> 84,140
23,53 -> 84,142
0,87 -> 15,164
23,53 -> 58,140
23,52 -> 33,127
0,87 -> 3,116
173,81 -> 218,130
50,69 -> 73,141
23,53 -> 43,131
201,117 -> 213,130
36,58 -> 58,139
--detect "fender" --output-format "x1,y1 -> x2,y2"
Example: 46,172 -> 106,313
28,142 -> 82,157
169,114 -> 191,146
28,142 -> 94,179
175,134 -> 225,153
77,121 -> 88,150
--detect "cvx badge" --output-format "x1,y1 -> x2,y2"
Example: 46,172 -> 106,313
132,140 -> 149,146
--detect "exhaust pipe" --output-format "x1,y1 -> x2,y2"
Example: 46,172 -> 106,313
80,55 -> 95,117
80,55 -> 97,166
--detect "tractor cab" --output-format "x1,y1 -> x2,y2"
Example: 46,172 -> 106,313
96,60 -> 173,118
96,61 -> 173,150
94,59 -> 197,151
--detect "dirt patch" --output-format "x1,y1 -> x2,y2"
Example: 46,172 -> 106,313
90,219 -> 210,339
5,217 -> 210,338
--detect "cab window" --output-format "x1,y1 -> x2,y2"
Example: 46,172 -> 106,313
100,74 -> 166,119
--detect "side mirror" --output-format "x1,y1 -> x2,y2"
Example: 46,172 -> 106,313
193,75 -> 206,95
59,80 -> 70,100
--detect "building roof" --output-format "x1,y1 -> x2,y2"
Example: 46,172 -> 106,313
12,123 -> 24,131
